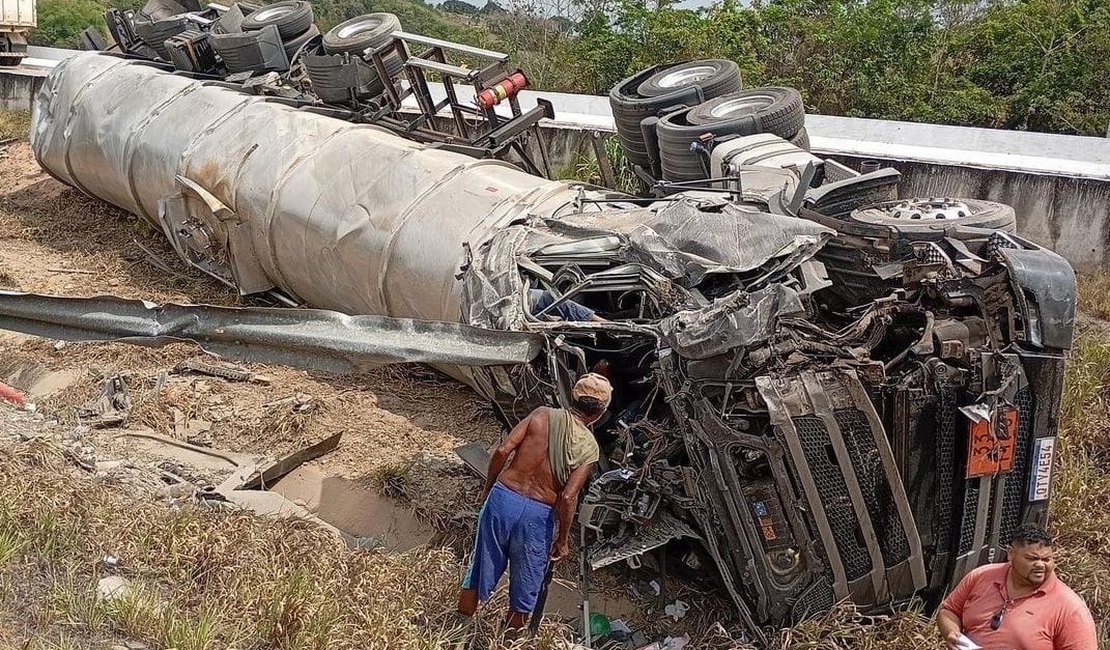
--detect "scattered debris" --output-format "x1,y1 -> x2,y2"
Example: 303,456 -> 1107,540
172,358 -> 272,385
96,576 -> 132,602
117,430 -> 255,472
664,600 -> 689,621
76,375 -> 130,427
240,432 -> 342,490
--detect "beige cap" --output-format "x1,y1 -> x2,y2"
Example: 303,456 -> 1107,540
572,372 -> 612,407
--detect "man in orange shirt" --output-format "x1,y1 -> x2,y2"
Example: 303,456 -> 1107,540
937,524 -> 1096,649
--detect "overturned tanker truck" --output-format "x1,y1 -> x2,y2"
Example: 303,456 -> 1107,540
12,0 -> 1077,635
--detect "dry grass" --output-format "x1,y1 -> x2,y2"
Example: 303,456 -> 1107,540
1049,326 -> 1110,643
0,261 -> 16,289
0,438 -> 574,650
0,110 -> 31,142
1078,272 -> 1110,321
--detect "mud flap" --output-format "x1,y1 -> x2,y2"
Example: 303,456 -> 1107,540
756,368 -> 926,606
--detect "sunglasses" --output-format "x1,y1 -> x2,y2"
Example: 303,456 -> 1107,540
991,600 -> 1014,631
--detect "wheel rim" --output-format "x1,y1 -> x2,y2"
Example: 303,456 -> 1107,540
885,198 -> 972,221
654,65 -> 718,88
252,4 -> 294,21
706,94 -> 774,118
337,17 -> 381,38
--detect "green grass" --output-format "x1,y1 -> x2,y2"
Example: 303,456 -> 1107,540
1079,272 -> 1110,322
0,110 -> 31,141
0,438 -> 572,649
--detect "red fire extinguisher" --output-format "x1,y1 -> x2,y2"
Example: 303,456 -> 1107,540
476,72 -> 529,109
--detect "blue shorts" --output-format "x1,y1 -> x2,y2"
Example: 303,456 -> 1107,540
529,289 -> 596,321
461,482 -> 555,613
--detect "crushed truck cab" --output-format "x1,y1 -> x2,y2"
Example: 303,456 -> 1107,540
9,5 -> 1077,636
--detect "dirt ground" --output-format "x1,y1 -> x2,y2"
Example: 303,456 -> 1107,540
0,138 -> 710,637
0,136 -> 525,510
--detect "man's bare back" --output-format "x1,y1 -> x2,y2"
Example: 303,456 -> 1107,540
498,407 -> 559,505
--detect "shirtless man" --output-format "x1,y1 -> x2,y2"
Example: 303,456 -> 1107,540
455,373 -> 612,631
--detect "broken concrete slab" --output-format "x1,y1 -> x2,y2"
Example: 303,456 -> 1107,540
204,488 -> 348,542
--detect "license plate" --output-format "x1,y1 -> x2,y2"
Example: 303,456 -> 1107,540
966,406 -> 1018,479
1028,437 -> 1055,502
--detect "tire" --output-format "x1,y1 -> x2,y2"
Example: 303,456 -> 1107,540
609,60 -> 742,172
282,24 -> 319,59
790,127 -> 810,151
138,0 -> 187,22
686,87 -> 804,139
656,95 -> 806,182
241,1 -> 314,39
636,60 -> 740,99
849,198 -> 1017,233
656,107 -> 714,181
323,13 -> 400,54
134,14 -> 191,58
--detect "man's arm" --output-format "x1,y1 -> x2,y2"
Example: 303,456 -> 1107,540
551,462 -> 594,562
936,609 -> 964,649
480,408 -> 538,502
937,570 -> 976,649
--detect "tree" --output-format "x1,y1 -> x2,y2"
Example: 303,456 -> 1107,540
442,0 -> 480,15
29,0 -> 106,49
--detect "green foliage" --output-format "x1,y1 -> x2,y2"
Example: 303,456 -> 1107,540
29,0 -> 107,49
566,0 -> 1110,134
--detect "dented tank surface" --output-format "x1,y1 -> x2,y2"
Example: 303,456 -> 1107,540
21,48 -> 1079,635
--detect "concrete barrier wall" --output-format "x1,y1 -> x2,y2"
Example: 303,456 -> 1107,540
831,156 -> 1110,273
522,125 -> 1110,273
0,68 -> 44,113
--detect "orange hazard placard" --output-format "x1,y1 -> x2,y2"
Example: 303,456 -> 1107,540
967,406 -> 1019,479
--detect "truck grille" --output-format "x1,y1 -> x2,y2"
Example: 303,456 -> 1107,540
836,408 -> 911,566
958,481 -> 979,555
791,577 -> 835,621
792,415 -> 872,581
934,388 -> 958,553
999,387 -> 1035,546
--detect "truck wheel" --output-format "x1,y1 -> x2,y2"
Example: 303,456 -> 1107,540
322,13 -> 401,54
635,59 -> 741,99
850,198 -> 1017,233
241,1 -> 315,40
686,87 -> 805,140
282,24 -> 320,59
655,107 -> 712,181
609,60 -> 741,172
